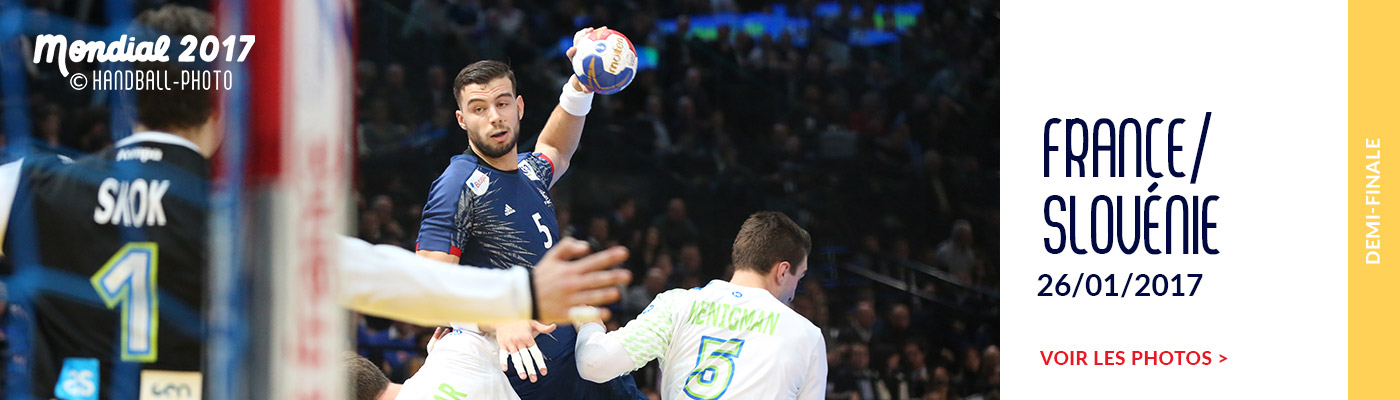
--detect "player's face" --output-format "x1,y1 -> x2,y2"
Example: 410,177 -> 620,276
779,257 -> 809,303
456,77 -> 523,159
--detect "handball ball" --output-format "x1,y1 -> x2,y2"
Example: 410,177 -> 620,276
572,28 -> 638,95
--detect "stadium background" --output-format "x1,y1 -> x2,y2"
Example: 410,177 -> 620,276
1,0 -> 999,398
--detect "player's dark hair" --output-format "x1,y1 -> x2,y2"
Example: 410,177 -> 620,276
731,211 -> 811,275
344,352 -> 389,400
452,60 -> 517,107
132,5 -> 215,133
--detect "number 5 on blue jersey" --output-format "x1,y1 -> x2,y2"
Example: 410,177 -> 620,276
684,336 -> 745,400
532,212 -> 553,248
89,242 -> 159,362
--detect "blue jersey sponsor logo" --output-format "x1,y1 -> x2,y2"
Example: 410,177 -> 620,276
519,161 -> 540,182
537,188 -> 553,207
54,357 -> 99,400
466,170 -> 491,196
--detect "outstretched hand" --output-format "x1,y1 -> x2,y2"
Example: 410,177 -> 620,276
531,238 -> 630,323
496,320 -> 558,382
565,26 -> 607,93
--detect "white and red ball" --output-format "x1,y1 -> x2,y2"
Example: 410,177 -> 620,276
572,28 -> 638,95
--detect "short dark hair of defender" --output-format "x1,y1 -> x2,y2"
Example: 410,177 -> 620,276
133,5 -> 215,132
344,352 -> 390,400
452,60 -> 517,106
731,212 -> 812,274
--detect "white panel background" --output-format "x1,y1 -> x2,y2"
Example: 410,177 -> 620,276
999,1 -> 1347,398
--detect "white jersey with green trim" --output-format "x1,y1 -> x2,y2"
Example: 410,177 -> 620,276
610,280 -> 827,400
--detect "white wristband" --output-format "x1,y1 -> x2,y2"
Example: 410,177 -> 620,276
569,306 -> 602,327
559,79 -> 594,116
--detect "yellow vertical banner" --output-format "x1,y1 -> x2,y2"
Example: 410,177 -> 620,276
1351,0 -> 1400,395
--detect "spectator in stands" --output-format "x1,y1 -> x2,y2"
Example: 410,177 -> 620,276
653,198 -> 700,250
879,352 -> 911,399
355,60 -> 378,104
831,342 -> 879,400
357,99 -> 408,155
952,347 -> 984,398
371,195 -> 407,245
875,304 -> 913,358
838,300 -> 877,345
676,243 -> 704,281
921,149 -> 954,218
611,197 -> 643,250
74,108 -> 112,153
635,94 -> 672,163
825,343 -> 849,394
378,63 -> 417,125
904,342 -> 934,397
32,104 -> 61,150
555,207 -> 576,239
585,216 -> 612,252
421,65 -> 453,114
935,220 -> 976,284
800,280 -> 838,343
487,0 -> 526,36
851,234 -> 883,272
634,227 -> 665,273
622,267 -> 669,321
978,346 -> 1001,399
359,212 -> 384,244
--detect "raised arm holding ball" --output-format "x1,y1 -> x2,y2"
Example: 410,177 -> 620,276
405,27 -> 645,400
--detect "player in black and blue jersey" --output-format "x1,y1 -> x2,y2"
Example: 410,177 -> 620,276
0,6 -> 215,399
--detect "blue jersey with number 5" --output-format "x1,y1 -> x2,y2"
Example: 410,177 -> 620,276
417,152 -> 558,269
417,151 -> 576,398
415,151 -> 646,400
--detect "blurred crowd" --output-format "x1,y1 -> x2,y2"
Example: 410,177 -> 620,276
3,0 -> 1000,399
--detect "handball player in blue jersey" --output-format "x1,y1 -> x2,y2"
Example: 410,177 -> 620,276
407,28 -> 647,400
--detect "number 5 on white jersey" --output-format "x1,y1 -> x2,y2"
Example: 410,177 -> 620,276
684,336 -> 745,399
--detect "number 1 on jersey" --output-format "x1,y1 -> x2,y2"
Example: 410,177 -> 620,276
684,336 -> 745,400
89,242 -> 159,362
